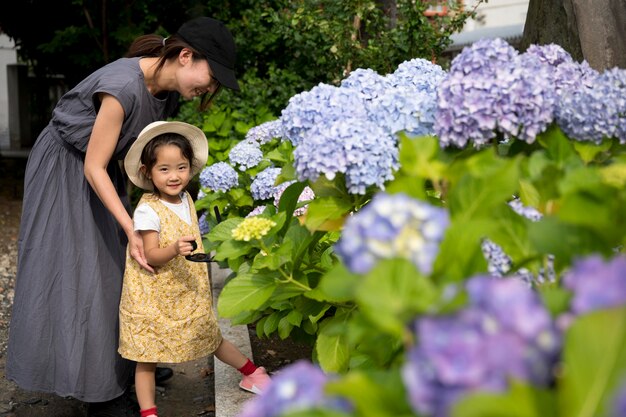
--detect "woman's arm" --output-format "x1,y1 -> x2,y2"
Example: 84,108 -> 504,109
141,230 -> 196,266
84,93 -> 154,273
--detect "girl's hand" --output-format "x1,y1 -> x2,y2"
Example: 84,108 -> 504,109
130,230 -> 155,273
175,236 -> 197,256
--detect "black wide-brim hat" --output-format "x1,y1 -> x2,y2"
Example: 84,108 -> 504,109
177,17 -> 240,91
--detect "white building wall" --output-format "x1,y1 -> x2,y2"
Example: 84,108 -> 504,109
464,0 -> 529,30
0,34 -> 18,149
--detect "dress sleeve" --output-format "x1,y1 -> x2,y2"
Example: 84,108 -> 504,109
133,203 -> 161,232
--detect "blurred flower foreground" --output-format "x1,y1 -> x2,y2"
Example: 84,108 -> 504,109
197,38 -> 626,417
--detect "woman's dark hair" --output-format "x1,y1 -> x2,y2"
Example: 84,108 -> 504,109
140,133 -> 195,196
126,34 -> 220,111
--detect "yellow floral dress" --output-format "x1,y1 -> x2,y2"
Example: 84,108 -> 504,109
118,192 -> 222,363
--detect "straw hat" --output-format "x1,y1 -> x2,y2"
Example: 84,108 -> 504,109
124,121 -> 208,190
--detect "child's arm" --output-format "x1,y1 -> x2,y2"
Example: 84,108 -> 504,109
141,230 -> 197,266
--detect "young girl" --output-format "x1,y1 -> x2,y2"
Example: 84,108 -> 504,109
119,121 -> 270,417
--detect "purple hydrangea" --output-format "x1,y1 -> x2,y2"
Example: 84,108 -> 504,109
435,38 -> 557,147
273,182 -> 315,217
246,120 -> 285,145
237,361 -> 351,417
198,211 -> 210,235
229,140 -> 264,170
562,254 -> 626,315
335,193 -> 449,274
340,68 -> 389,101
293,117 -> 398,195
250,167 -> 282,201
557,67 -> 626,143
199,162 -> 238,192
402,276 -> 561,417
279,83 -> 369,146
610,381 -> 626,417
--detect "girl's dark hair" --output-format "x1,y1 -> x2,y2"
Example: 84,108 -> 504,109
140,133 -> 195,196
125,34 -> 219,111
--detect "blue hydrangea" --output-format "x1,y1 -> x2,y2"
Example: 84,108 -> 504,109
387,58 -> 446,96
293,117 -> 398,194
482,199 -> 554,285
368,86 -> 438,137
250,167 -> 282,201
199,162 -> 238,192
229,140 -> 264,170
238,360 -> 351,417
340,67 -> 389,101
246,120 -> 285,144
198,211 -> 210,235
279,83 -> 369,146
402,276 -> 560,417
246,205 -> 269,218
335,193 -> 449,274
562,254 -> 626,315
435,38 -> 557,147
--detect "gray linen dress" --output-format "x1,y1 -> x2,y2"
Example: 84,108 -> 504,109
6,57 -> 180,402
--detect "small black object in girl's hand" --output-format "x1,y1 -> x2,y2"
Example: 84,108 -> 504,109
185,240 -> 213,263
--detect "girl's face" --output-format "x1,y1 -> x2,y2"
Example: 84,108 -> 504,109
177,50 -> 220,100
147,144 -> 191,203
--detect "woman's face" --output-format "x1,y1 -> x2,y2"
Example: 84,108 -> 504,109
177,52 -> 220,101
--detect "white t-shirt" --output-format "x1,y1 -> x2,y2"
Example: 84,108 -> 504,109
133,192 -> 192,232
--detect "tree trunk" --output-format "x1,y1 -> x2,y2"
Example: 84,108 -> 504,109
521,0 -> 626,71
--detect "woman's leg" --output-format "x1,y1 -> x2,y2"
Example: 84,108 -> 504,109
135,362 -> 157,415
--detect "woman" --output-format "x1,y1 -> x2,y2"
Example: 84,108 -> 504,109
6,16 -> 239,417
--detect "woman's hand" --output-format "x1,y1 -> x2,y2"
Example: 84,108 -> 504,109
129,230 -> 155,273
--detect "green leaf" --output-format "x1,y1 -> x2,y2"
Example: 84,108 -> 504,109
356,259 -> 436,337
316,310 -> 351,372
452,380 -> 557,417
217,273 -> 277,317
304,196 -> 352,231
213,239 -> 253,261
306,263 -> 359,303
558,306 -> 626,417
208,217 -> 244,242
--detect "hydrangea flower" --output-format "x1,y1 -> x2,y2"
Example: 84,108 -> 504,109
556,67 -> 626,143
199,162 -> 238,192
335,193 -> 449,274
246,205 -> 269,218
436,38 -> 557,147
232,217 -> 276,241
293,117 -> 398,194
273,182 -> 316,217
387,58 -> 446,96
340,68 -> 389,101
198,211 -> 210,236
246,120 -> 285,145
402,276 -> 560,417
562,254 -> 626,315
368,86 -> 438,137
251,167 -> 282,201
238,361 -> 351,417
481,199 -> 554,285
279,83 -> 369,146
229,140 -> 264,170
610,381 -> 626,417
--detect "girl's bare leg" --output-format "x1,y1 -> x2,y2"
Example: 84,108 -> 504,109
213,338 -> 248,369
135,362 -> 157,413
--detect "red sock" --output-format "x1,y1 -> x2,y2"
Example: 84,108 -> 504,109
140,406 -> 158,417
238,359 -> 258,376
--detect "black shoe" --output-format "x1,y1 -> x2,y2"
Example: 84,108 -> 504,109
155,366 -> 174,385
87,391 -> 139,417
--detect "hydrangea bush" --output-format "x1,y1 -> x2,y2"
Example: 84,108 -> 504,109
193,38 -> 626,417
